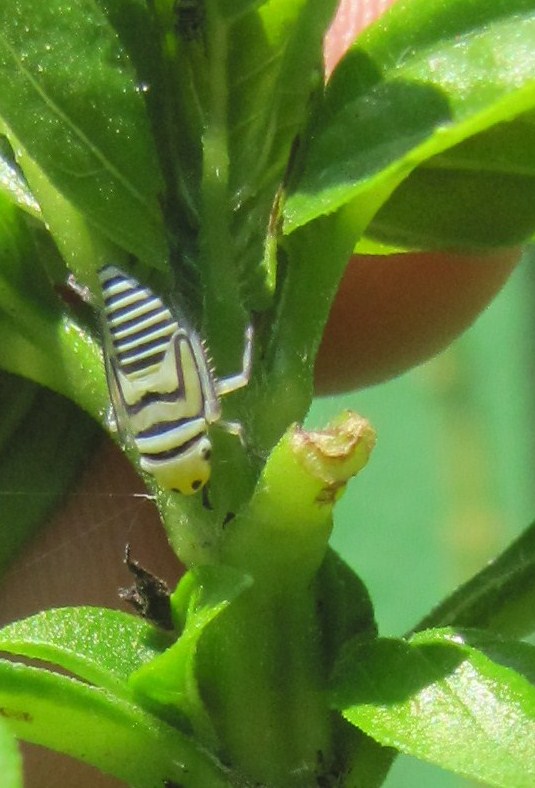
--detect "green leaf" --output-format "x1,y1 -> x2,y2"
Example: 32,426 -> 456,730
447,629 -> 535,685
0,375 -> 98,575
0,312 -> 106,421
285,0 -> 535,250
0,0 -> 167,267
171,0 -> 339,374
260,211 -> 369,442
170,564 -> 253,637
332,628 -> 535,787
226,0 -> 339,297
217,0 -> 265,19
314,548 -> 377,671
0,718 -> 22,788
0,371 -> 36,456
314,552 -> 392,788
413,518 -> 535,639
0,607 -> 172,696
369,115 -> 535,249
0,145 -> 40,218
130,565 -> 252,743
0,189 -> 59,324
93,0 -> 177,237
0,192 -> 108,420
0,658 -> 232,787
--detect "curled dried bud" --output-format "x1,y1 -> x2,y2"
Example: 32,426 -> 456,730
292,411 -> 376,502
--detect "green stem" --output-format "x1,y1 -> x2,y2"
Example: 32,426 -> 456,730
156,492 -> 222,567
196,415 -> 375,783
252,207 -> 360,453
199,580 -> 332,786
200,5 -> 247,368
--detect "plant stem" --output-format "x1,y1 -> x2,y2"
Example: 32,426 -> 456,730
200,4 -> 247,369
196,415 -> 375,784
199,579 -> 332,786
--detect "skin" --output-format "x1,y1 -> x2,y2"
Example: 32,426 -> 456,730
315,248 -> 520,392
317,0 -> 520,393
0,1 -> 521,785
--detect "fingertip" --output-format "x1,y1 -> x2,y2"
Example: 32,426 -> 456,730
315,248 -> 521,394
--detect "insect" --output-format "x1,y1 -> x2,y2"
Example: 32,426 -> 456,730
98,264 -> 252,495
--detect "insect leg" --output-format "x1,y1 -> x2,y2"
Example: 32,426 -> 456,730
201,484 -> 213,510
215,324 -> 253,398
66,273 -> 95,305
106,403 -> 119,433
217,418 -> 246,447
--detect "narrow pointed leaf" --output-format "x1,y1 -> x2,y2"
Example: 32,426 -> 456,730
413,518 -> 535,639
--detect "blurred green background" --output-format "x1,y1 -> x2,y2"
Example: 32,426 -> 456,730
308,248 -> 535,787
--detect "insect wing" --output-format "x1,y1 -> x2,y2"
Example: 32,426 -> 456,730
97,264 -> 251,494
134,329 -> 213,494
98,265 -> 214,493
101,320 -> 136,452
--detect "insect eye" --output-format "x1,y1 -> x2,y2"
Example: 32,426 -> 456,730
191,479 -> 203,491
202,446 -> 212,461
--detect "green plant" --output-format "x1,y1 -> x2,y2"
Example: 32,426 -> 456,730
0,0 -> 535,785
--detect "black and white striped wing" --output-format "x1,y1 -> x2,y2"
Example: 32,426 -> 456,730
99,265 -> 213,494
